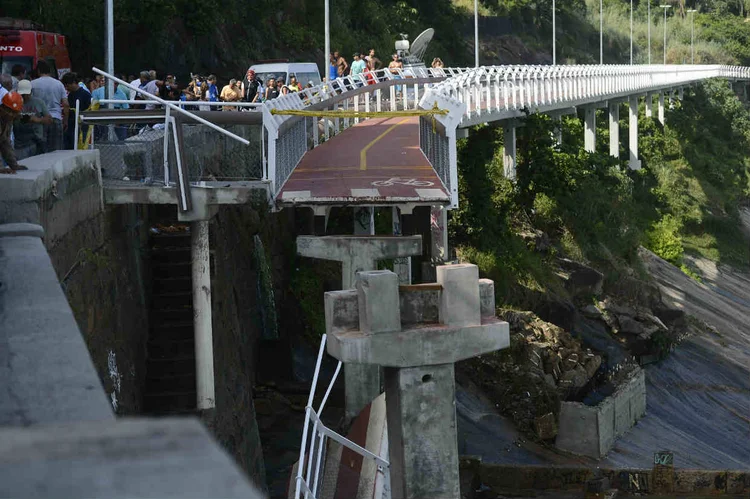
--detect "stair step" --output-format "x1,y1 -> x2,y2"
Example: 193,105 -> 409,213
152,277 -> 192,294
145,373 -> 196,392
149,324 -> 194,341
151,309 -> 194,323
145,357 -> 195,378
150,248 -> 191,264
143,391 -> 197,412
147,339 -> 195,359
151,293 -> 193,309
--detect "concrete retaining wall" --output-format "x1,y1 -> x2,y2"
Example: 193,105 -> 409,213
555,367 -> 646,459
460,459 -> 750,496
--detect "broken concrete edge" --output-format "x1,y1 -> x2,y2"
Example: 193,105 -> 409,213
0,223 -> 44,239
0,150 -> 100,203
459,458 -> 750,495
555,367 -> 646,459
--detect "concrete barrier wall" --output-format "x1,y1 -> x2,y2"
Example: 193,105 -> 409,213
460,459 -> 750,496
555,367 -> 646,459
0,150 -> 102,247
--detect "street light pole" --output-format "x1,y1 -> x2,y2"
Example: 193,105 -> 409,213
324,0 -> 330,82
648,0 -> 652,64
600,0 -> 603,64
552,0 -> 556,65
474,0 -> 479,67
660,5 -> 670,65
105,0 -> 114,100
630,0 -> 633,64
687,9 -> 697,64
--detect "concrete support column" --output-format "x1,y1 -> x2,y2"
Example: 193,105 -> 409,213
553,115 -> 563,146
354,206 -> 375,236
385,363 -> 458,499
658,92 -> 666,125
678,87 -> 684,101
430,206 -> 448,264
628,95 -> 641,170
392,207 -> 411,285
503,124 -> 516,180
608,102 -> 620,158
584,106 -> 596,153
324,265 -> 509,499
645,93 -> 653,118
191,220 -> 215,410
297,235 -> 423,421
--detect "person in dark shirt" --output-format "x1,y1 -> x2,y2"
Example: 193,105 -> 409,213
61,72 -> 92,150
241,69 -> 260,103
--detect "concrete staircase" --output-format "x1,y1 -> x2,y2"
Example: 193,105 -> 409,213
144,228 -> 197,415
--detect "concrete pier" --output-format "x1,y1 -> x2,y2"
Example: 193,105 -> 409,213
297,235 -> 423,421
608,102 -> 619,158
658,92 -> 666,125
324,265 -> 509,498
584,106 -> 596,153
645,93 -> 653,118
503,123 -> 517,180
628,95 -> 641,170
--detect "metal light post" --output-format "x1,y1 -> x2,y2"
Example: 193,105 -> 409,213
687,9 -> 697,64
600,0 -> 603,64
474,0 -> 479,67
660,4 -> 671,65
105,0 -> 114,100
324,0 -> 330,82
630,0 -> 633,64
648,0 -> 652,64
552,0 -> 556,65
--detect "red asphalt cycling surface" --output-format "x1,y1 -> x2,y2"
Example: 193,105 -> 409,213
276,117 -> 450,206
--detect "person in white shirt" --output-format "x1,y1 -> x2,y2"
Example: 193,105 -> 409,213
30,60 -> 69,152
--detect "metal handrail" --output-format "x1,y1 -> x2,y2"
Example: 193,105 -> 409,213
294,335 -> 389,499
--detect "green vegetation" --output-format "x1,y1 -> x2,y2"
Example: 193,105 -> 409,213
452,80 -> 750,304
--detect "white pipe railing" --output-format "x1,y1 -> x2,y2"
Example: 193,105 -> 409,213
294,335 -> 389,499
96,99 -> 264,109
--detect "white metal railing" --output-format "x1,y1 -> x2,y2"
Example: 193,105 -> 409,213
95,99 -> 264,110
294,335 -> 390,499
421,64 -> 750,126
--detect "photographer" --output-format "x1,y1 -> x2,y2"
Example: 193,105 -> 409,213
14,80 -> 52,160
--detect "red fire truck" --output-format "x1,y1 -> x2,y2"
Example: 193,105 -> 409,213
0,18 -> 71,78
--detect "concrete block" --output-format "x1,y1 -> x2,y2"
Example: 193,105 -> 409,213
0,418 -> 265,498
630,369 -> 647,419
613,382 -> 632,438
479,279 -> 495,318
437,264 -> 480,327
597,396 -> 615,456
556,402 -> 600,458
399,284 -> 440,326
356,271 -> 401,335
325,289 -> 359,334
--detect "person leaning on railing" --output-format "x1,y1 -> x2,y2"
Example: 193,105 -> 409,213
13,80 -> 52,161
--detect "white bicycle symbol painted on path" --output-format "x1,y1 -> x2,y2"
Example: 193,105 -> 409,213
371,177 -> 434,187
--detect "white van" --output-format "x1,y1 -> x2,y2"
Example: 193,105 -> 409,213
249,62 -> 321,89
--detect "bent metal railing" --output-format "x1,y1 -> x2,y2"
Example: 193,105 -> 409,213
294,335 -> 390,499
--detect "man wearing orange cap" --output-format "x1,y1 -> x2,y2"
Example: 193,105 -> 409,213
0,91 -> 27,174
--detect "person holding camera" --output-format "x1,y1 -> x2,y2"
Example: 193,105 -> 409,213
13,80 -> 52,160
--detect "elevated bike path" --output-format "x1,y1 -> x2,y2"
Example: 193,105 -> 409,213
276,116 -> 450,207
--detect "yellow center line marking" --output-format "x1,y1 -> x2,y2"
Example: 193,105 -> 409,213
360,118 -> 411,171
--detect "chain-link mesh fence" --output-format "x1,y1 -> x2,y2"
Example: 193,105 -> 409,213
419,116 -> 450,194
274,117 -> 311,191
88,121 -> 263,183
